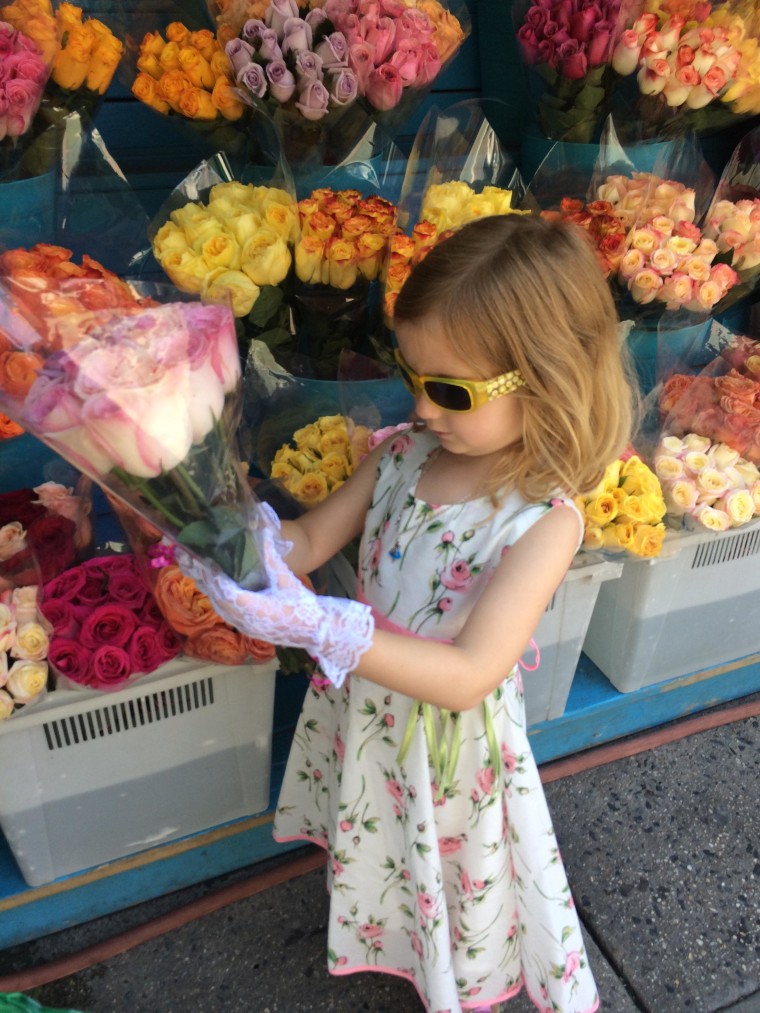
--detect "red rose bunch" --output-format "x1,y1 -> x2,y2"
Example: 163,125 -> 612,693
42,554 -> 182,691
0,482 -> 91,591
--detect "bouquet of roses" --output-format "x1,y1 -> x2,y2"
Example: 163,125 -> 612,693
0,285 -> 268,593
291,183 -> 399,377
659,351 -> 760,466
542,168 -> 747,315
653,431 -> 760,530
131,20 -> 246,133
41,553 -> 183,691
220,0 -> 468,161
1,0 -> 124,129
0,18 -> 51,181
0,583 -> 50,719
269,411 -> 371,505
513,0 -> 636,143
151,171 -> 297,367
385,100 -> 529,320
611,0 -> 760,138
574,451 -> 667,556
0,481 -> 91,591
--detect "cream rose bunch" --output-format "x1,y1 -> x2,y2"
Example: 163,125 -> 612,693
0,584 -> 49,720
575,454 -> 667,557
153,180 -> 297,318
655,433 -> 760,531
270,413 -> 371,507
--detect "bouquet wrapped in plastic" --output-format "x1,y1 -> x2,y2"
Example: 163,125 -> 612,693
0,18 -> 51,181
385,99 -> 529,320
41,552 -> 183,692
0,0 -> 124,132
0,284 -> 268,593
149,150 -> 298,368
217,0 -> 470,166
573,450 -> 667,556
513,0 -> 637,143
610,0 -> 760,139
0,582 -> 51,719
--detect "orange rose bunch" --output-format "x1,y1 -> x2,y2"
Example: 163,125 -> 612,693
0,413 -> 24,440
152,563 -> 275,667
132,21 -> 245,123
294,187 -> 398,290
0,243 -> 151,357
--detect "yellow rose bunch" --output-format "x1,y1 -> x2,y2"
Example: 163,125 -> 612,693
0,0 -> 124,97
383,183 -> 529,319
404,0 -> 467,62
575,454 -> 667,558
270,414 -> 371,507
294,188 -> 398,291
152,180 -> 297,318
708,3 -> 760,116
131,21 -> 245,123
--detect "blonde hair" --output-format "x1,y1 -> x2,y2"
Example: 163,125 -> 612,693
394,213 -> 637,501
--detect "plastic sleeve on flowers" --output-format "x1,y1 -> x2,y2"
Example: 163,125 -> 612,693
176,550 -> 374,689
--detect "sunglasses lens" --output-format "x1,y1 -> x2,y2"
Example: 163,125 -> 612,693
424,381 -> 472,413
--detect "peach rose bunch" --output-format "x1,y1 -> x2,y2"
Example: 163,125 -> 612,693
574,453 -> 667,557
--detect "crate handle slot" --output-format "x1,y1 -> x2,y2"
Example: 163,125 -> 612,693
692,526 -> 760,570
41,676 -> 216,751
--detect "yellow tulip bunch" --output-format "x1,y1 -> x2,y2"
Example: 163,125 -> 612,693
132,21 -> 245,123
0,0 -> 123,97
574,454 -> 667,558
384,182 -> 529,319
294,188 -> 398,292
270,414 -> 371,507
152,180 -> 297,318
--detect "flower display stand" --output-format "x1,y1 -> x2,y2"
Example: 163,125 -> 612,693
525,553 -> 622,724
0,657 -> 277,887
583,519 -> 760,692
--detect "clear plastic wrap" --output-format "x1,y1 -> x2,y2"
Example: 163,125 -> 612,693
0,286 -> 268,593
385,98 -> 528,321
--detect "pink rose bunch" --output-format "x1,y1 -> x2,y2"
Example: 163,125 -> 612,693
42,554 -> 182,691
654,433 -> 760,531
514,0 -> 629,142
0,583 -> 50,720
0,293 -> 266,593
0,21 -> 49,144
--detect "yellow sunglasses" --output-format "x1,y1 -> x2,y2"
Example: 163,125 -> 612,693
394,349 -> 526,413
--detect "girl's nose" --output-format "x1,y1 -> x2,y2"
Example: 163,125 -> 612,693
414,391 -> 439,422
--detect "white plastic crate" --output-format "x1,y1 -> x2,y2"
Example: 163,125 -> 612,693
583,518 -> 760,692
525,554 -> 623,725
0,656 -> 277,887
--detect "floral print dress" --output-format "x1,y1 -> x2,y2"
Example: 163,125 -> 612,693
273,427 -> 599,1013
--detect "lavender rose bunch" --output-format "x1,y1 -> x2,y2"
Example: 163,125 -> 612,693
226,0 -> 359,124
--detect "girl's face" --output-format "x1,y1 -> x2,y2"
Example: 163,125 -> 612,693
395,317 -> 524,460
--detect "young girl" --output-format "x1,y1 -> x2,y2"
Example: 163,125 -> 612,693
180,213 -> 634,1013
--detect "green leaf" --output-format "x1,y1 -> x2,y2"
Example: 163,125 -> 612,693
249,285 -> 285,328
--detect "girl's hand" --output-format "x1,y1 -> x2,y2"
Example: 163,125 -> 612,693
175,519 -> 374,688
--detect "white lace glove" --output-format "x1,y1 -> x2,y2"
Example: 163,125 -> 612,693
175,503 -> 374,688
